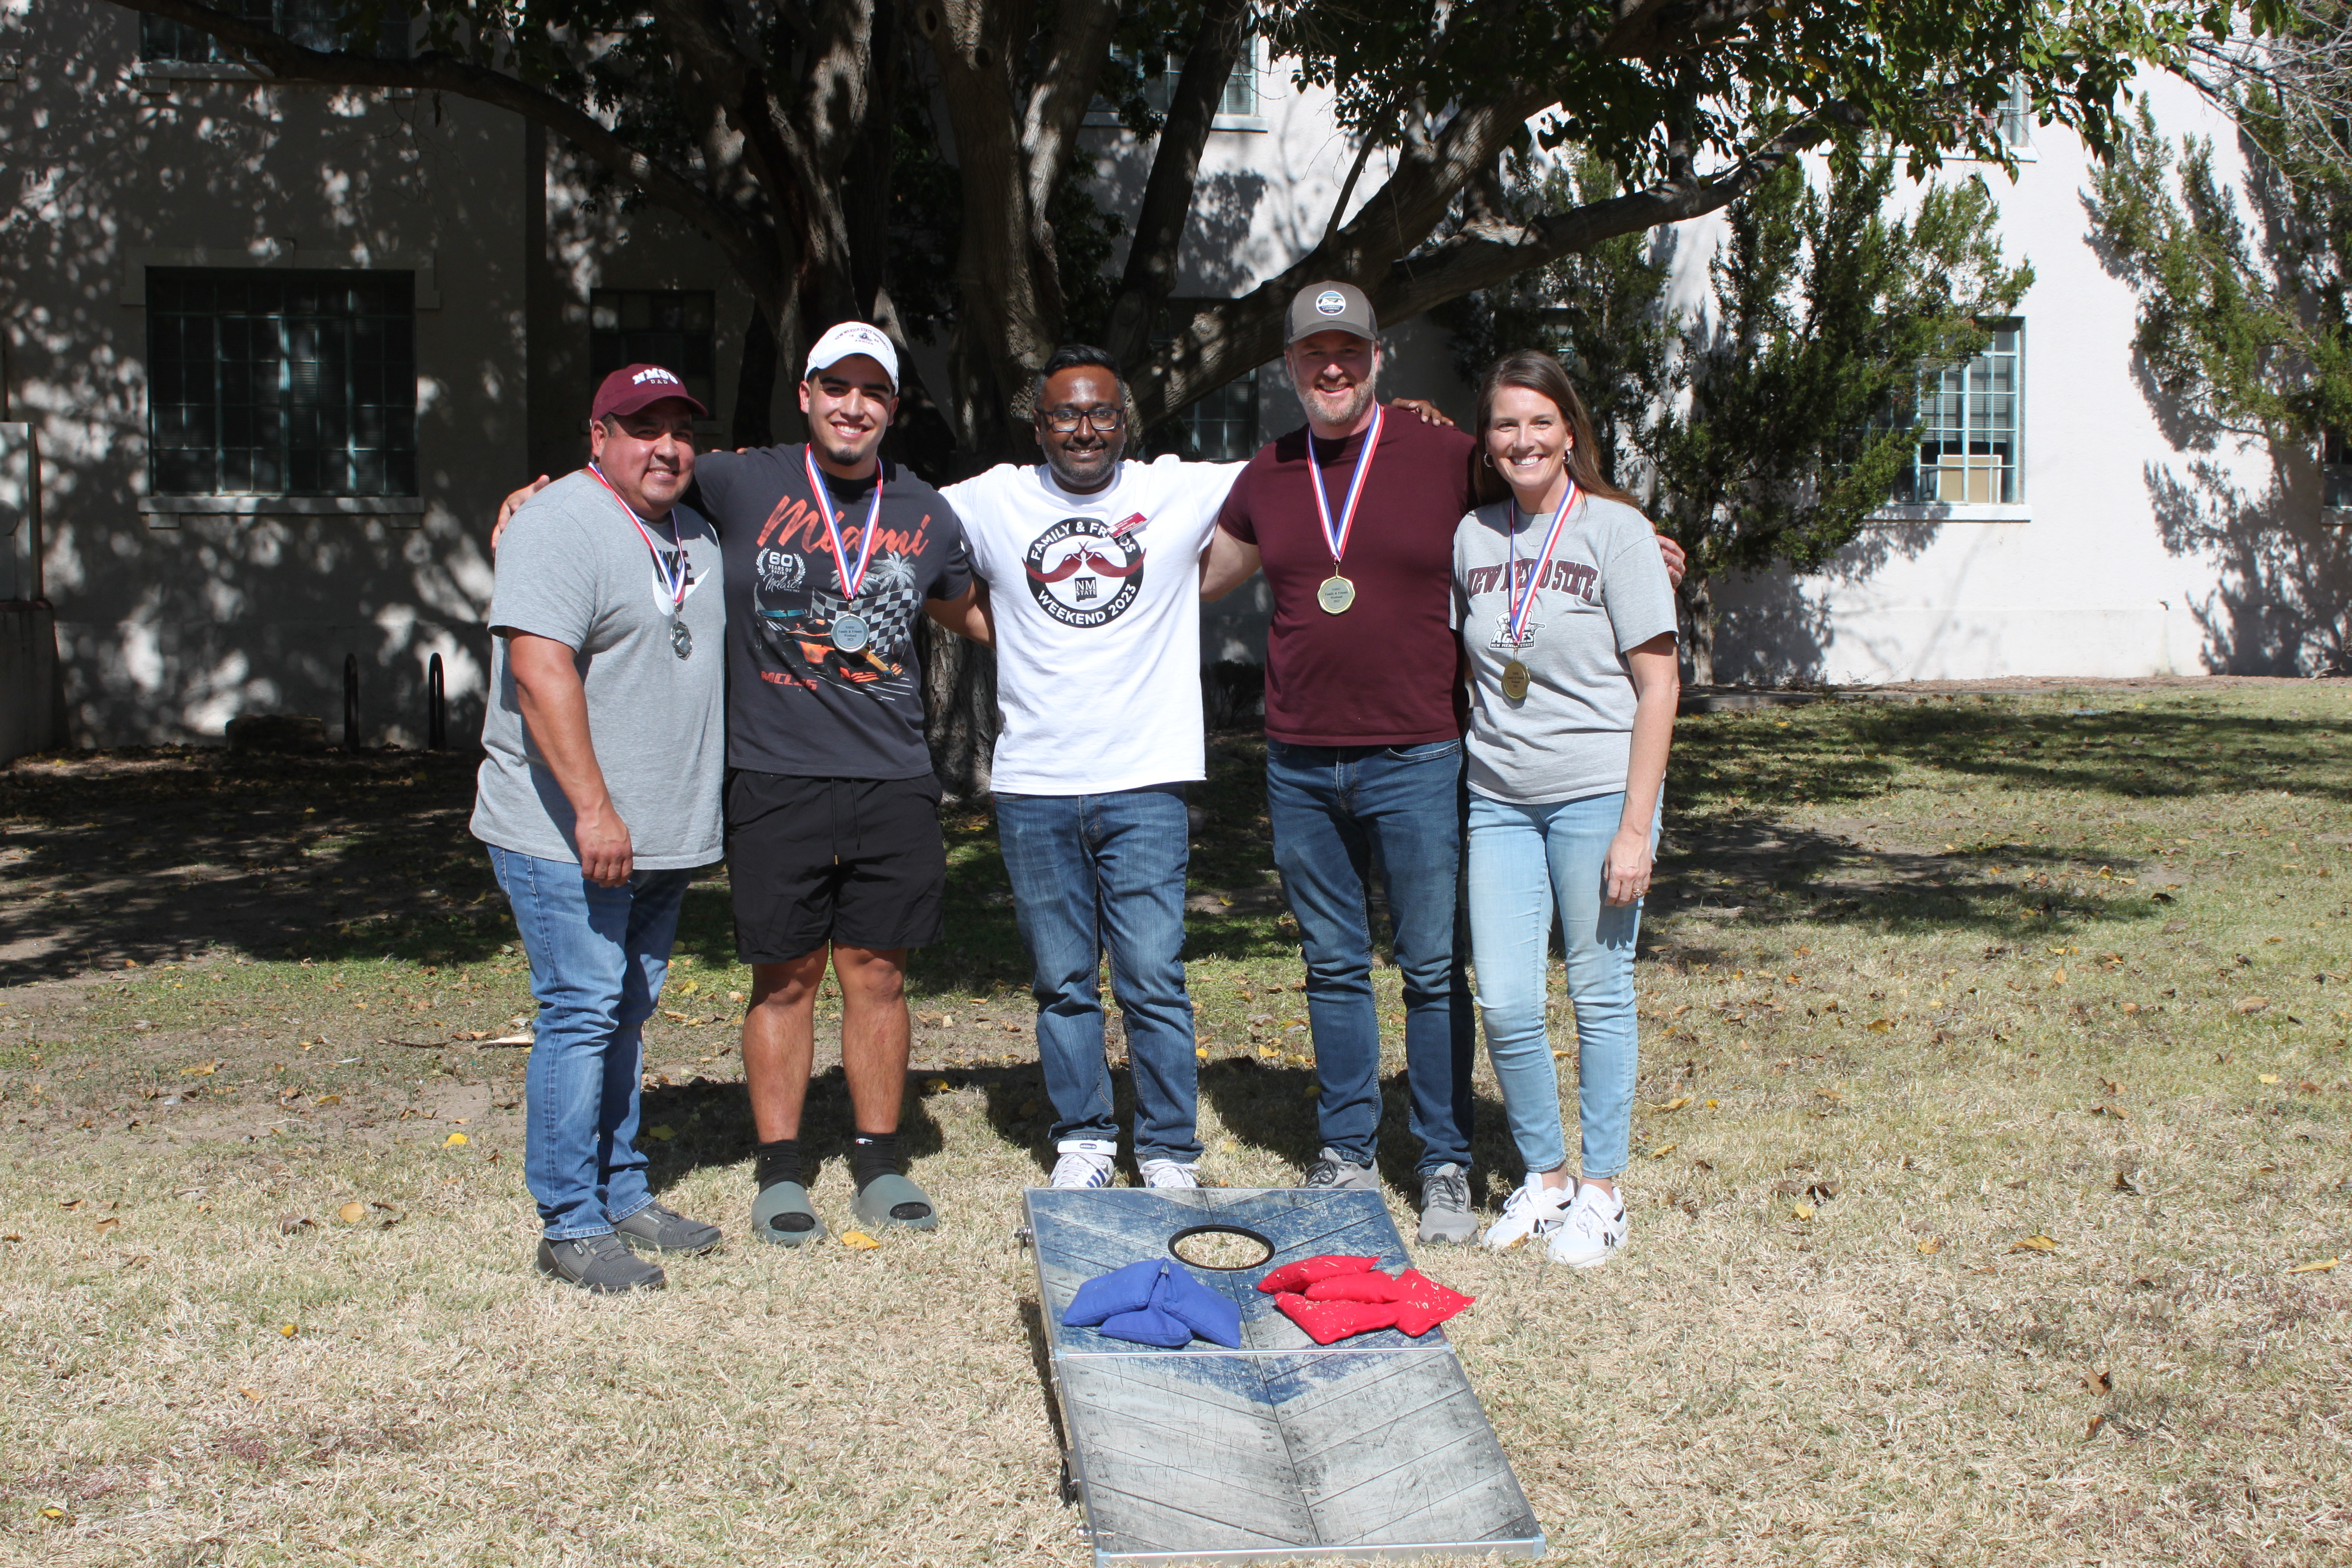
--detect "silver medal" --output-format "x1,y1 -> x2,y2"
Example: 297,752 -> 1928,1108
831,613 -> 871,653
671,619 -> 692,660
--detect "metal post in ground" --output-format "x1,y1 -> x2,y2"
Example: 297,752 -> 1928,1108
427,653 -> 446,751
343,654 -> 359,752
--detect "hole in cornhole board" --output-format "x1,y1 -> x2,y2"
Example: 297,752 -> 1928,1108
1168,1224 -> 1274,1271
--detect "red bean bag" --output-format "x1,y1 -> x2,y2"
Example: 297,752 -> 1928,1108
1274,1291 -> 1401,1345
1389,1269 -> 1476,1337
1302,1270 -> 1406,1304
1255,1254 -> 1379,1294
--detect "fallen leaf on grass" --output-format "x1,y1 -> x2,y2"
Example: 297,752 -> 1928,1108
925,1078 -> 950,1092
1,1233 -> 19,1243
1649,1143 -> 1679,1160
40,1507 -> 63,1519
336,1202 -> 366,1224
2086,1414 -> 2105,1439
94,1216 -> 122,1235
1865,1017 -> 1892,1033
370,1202 -> 404,1228
2258,1073 -> 2281,1084
2010,1233 -> 2059,1253
313,1094 -> 341,1106
2287,1257 -> 2340,1274
2236,998 -> 2270,1015
180,1060 -> 220,1077
1655,1096 -> 1691,1113
442,1132 -> 468,1148
643,1125 -> 677,1142
58,1198 -> 81,1210
1789,1202 -> 1815,1221
279,1323 -> 298,1337
277,1215 -> 314,1235
2084,1368 -> 2112,1393
1917,1237 -> 1943,1255
838,1231 -> 881,1250
2114,1171 -> 2147,1195
2091,1103 -> 2130,1120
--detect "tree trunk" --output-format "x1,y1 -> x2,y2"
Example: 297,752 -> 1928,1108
731,305 -> 781,449
917,618 -> 997,803
1677,575 -> 1716,687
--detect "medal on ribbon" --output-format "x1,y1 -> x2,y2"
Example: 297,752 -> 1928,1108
1498,482 -> 1578,702
1308,403 -> 1383,614
804,444 -> 885,653
587,462 -> 694,659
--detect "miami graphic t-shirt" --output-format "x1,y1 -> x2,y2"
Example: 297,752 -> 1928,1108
946,455 -> 1239,793
693,445 -> 972,780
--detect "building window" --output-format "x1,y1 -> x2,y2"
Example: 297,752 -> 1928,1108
1994,78 -> 2032,148
147,268 -> 418,497
588,291 -> 718,416
1143,300 -> 1260,462
1893,323 -> 2021,505
140,1 -> 411,63
1109,35 -> 1259,122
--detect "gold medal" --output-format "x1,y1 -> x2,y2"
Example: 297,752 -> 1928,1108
1501,659 -> 1531,701
1317,574 -> 1357,614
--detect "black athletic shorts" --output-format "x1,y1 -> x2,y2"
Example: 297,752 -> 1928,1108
725,770 -> 948,964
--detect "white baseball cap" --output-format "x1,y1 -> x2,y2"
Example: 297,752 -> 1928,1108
804,321 -> 899,391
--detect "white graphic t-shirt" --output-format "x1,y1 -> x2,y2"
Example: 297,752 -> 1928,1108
946,455 -> 1240,794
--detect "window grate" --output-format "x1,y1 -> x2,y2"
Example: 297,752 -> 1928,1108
140,1 -> 411,63
1893,324 -> 2021,505
147,268 -> 418,497
588,290 -> 718,416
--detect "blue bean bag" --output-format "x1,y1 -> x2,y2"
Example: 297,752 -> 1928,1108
1062,1258 -> 1243,1349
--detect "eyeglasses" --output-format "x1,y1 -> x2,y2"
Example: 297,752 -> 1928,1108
1039,406 -> 1126,434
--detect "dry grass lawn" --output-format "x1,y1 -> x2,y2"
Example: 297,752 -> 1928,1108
2,681 -> 2348,1566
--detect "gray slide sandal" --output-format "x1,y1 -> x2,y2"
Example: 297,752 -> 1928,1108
852,1173 -> 938,1232
752,1181 -> 827,1247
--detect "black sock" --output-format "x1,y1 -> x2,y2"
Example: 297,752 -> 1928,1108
754,1137 -> 801,1192
850,1131 -> 899,1191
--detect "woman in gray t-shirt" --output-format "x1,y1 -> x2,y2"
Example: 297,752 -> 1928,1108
1451,350 -> 1680,1269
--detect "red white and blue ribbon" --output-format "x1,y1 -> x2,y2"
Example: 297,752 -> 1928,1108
587,462 -> 687,612
1307,402 -> 1384,566
1504,480 -> 1579,647
804,444 -> 884,601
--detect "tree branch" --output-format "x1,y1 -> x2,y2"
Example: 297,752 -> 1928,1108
1102,0 -> 1250,370
1019,0 -> 1122,233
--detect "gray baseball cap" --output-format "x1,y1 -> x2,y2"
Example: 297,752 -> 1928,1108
1286,281 -> 1379,344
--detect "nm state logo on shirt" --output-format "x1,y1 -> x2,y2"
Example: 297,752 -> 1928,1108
1024,517 -> 1144,628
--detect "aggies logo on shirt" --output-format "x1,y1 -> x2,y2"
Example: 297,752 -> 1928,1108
1023,517 -> 1144,628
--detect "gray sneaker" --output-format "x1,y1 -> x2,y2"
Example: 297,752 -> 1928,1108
613,1201 -> 723,1256
1301,1146 -> 1380,1191
536,1232 -> 666,1294
1416,1164 -> 1475,1244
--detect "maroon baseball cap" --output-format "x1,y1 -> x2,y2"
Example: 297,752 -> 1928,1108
591,363 -> 708,422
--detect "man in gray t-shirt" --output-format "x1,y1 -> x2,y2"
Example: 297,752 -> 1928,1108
469,363 -> 728,1294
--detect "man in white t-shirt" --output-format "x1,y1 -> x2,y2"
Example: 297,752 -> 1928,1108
944,346 -> 1240,1189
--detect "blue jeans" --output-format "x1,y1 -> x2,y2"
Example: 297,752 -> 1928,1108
1464,790 -> 1653,1180
489,846 -> 692,1239
996,787 -> 1201,1164
1264,739 -> 1474,1175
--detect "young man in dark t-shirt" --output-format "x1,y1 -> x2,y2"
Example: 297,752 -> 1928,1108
1202,282 -> 1681,1245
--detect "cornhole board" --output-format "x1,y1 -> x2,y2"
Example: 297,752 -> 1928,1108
1022,1186 -> 1545,1566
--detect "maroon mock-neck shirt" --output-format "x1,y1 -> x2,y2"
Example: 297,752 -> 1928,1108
1217,408 -> 1477,746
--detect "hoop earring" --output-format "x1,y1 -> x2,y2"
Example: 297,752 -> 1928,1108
1481,451 -> 1495,469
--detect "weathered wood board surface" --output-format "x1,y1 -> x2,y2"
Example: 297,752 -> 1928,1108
1025,1188 -> 1544,1567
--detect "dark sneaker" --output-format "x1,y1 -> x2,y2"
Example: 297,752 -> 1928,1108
535,1232 -> 666,1294
613,1201 -> 723,1256
1416,1164 -> 1475,1244
1301,1146 -> 1379,1191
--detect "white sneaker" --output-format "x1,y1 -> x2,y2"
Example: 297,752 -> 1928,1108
1050,1140 -> 1117,1189
1139,1159 -> 1201,1189
1546,1181 -> 1628,1268
1480,1172 -> 1573,1250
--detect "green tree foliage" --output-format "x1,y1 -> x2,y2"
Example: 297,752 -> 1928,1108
2086,97 -> 2352,446
1451,148 -> 2028,683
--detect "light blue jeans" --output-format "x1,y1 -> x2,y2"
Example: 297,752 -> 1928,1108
1464,790 -> 1654,1180
489,845 -> 692,1239
995,786 -> 1201,1164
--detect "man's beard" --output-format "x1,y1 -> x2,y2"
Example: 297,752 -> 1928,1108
1294,371 -> 1379,431
818,431 -> 881,471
